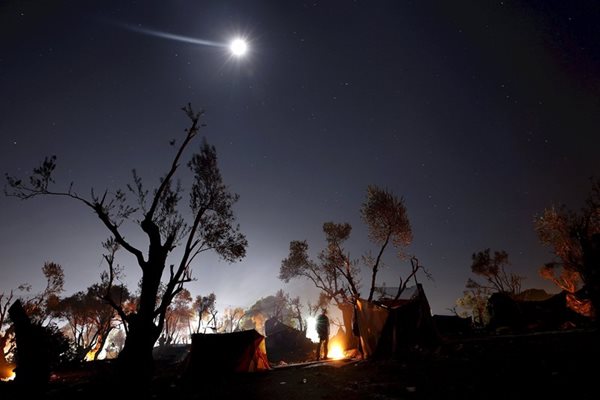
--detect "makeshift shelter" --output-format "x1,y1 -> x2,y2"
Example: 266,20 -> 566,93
487,290 -> 590,331
185,330 -> 270,375
355,284 -> 439,358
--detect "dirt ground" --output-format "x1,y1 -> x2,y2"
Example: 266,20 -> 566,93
1,328 -> 598,399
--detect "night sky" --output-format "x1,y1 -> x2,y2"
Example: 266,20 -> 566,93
1,1 -> 599,316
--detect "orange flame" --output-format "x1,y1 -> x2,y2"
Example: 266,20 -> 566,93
327,341 -> 345,360
0,368 -> 15,382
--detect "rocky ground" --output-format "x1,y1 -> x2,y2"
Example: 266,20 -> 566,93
1,328 -> 597,399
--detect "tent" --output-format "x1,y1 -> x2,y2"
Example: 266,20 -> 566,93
355,284 -> 440,358
185,330 -> 270,374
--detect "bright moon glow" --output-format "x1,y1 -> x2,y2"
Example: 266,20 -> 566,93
230,38 -> 248,57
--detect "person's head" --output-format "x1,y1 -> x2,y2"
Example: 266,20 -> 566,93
321,308 -> 327,315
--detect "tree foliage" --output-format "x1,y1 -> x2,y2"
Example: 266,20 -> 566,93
469,249 -> 523,295
280,185 -> 418,305
457,249 -> 523,325
456,286 -> 492,326
361,185 -> 413,301
53,282 -> 129,361
280,186 -> 421,350
23,262 -> 65,325
280,222 -> 360,308
0,263 -> 68,377
163,289 -> 194,344
246,289 -> 297,328
193,293 -> 217,333
220,307 -> 245,333
534,177 -> 600,319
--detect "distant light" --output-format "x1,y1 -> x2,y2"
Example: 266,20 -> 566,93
327,342 -> 345,360
306,317 -> 319,343
230,38 -> 248,57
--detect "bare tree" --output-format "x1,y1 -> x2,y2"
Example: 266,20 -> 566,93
5,105 -> 248,380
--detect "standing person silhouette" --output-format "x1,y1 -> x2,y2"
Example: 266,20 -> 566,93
315,308 -> 330,361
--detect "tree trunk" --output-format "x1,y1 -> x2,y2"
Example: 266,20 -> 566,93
8,300 -> 50,390
116,265 -> 163,384
92,326 -> 112,361
117,314 -> 161,384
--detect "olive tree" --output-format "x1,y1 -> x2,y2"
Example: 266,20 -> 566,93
5,105 -> 247,380
535,178 -> 600,320
280,185 -> 419,348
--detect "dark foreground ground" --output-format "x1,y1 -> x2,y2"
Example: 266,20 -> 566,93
1,328 -> 598,399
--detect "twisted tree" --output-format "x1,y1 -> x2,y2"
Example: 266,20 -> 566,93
5,105 -> 247,381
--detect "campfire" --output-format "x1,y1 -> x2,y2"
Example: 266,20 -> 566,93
327,341 -> 345,360
0,366 -> 15,382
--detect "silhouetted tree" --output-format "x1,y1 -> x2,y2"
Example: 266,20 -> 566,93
0,264 -> 67,376
457,249 -> 523,325
469,249 -> 523,295
8,300 -> 53,389
280,222 -> 360,308
5,104 -> 248,381
280,186 -> 421,347
24,262 -> 65,325
96,238 -> 136,336
535,177 -> 600,320
361,186 -> 413,301
193,293 -> 217,333
280,222 -> 360,345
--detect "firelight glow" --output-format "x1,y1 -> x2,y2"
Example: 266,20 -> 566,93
229,38 -> 248,57
327,342 -> 345,360
0,370 -> 15,382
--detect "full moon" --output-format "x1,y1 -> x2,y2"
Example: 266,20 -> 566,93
229,38 -> 248,57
